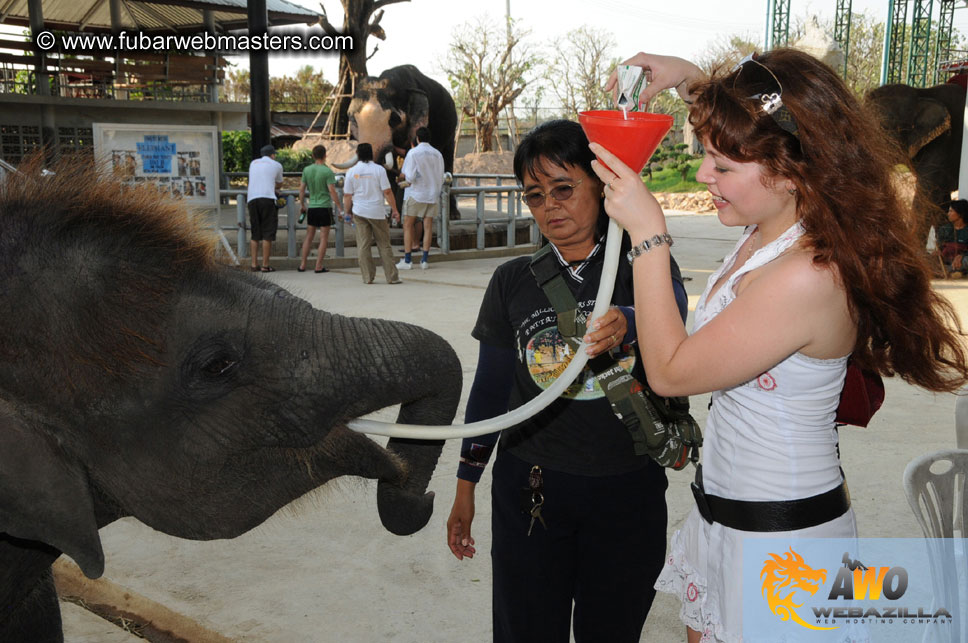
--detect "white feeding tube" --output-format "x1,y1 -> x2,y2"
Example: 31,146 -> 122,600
347,218 -> 625,440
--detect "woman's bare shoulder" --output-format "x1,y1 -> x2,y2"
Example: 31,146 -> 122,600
746,246 -> 845,304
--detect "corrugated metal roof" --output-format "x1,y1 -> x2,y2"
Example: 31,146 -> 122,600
0,0 -> 318,34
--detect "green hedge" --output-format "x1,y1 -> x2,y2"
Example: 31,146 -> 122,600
275,148 -> 313,173
644,158 -> 704,193
221,131 -> 314,173
221,131 -> 251,173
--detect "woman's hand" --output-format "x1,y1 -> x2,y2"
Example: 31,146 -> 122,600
583,306 -> 628,357
447,479 -> 477,561
605,52 -> 705,109
589,143 -> 666,242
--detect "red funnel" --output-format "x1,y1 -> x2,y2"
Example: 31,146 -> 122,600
579,110 -> 673,173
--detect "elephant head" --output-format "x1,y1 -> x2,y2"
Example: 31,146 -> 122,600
0,161 -> 461,638
335,64 -> 459,217
866,82 -> 966,243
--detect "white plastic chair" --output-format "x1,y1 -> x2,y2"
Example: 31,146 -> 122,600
955,388 -> 968,449
903,450 -> 968,643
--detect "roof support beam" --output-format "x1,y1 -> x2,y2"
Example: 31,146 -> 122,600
110,0 -> 122,34
249,0 -> 270,159
130,1 -> 180,33
79,0 -> 108,31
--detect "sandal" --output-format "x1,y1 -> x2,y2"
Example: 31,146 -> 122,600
314,267 -> 329,273
297,267 -> 306,272
261,266 -> 276,273
250,265 -> 260,272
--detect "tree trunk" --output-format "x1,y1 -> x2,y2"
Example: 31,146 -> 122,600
479,119 -> 496,153
324,0 -> 376,137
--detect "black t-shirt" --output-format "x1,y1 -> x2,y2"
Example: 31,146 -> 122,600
472,238 -> 683,476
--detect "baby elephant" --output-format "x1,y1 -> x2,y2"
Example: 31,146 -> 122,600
0,160 -> 461,641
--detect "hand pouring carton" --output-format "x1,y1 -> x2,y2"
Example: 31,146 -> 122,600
617,65 -> 645,116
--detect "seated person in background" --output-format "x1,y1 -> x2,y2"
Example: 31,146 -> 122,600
936,198 -> 968,277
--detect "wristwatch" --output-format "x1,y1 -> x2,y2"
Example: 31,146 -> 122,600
626,233 -> 674,265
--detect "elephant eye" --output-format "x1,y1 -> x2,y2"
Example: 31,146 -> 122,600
201,356 -> 237,377
388,112 -> 402,128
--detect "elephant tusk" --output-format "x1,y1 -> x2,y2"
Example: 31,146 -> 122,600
347,219 -> 624,440
384,152 -> 394,169
331,154 -> 358,170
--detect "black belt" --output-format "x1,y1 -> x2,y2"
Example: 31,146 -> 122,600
690,464 -> 850,532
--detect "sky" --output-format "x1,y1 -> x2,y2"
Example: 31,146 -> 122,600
261,0 -> 968,90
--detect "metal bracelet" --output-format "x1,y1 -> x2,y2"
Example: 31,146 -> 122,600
626,233 -> 674,265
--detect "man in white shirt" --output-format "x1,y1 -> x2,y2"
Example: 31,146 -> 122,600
246,144 -> 284,272
342,143 -> 402,284
396,128 -> 445,270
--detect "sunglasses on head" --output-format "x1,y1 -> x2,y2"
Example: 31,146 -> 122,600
732,52 -> 800,139
521,178 -> 583,208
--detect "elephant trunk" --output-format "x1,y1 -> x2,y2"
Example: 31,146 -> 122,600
319,312 -> 461,535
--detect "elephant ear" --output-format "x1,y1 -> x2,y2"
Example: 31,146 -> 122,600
911,97 -> 952,156
407,89 -> 431,138
0,406 -> 104,578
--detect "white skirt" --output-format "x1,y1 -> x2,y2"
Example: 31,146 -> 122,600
655,506 -> 859,642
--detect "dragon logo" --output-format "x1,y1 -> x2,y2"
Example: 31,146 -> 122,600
760,548 -> 836,631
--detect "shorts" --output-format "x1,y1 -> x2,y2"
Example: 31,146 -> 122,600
307,206 -> 334,227
248,198 -> 278,241
404,197 -> 438,220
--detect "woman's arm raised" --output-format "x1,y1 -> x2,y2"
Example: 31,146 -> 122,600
590,144 -> 851,397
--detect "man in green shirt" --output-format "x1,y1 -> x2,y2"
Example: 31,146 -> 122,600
298,145 -> 341,273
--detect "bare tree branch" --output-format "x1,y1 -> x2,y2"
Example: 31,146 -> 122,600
368,8 -> 386,40
316,3 -> 340,36
549,26 -> 617,119
371,0 -> 410,12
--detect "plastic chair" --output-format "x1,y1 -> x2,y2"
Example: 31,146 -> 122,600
955,389 -> 968,449
903,450 -> 968,643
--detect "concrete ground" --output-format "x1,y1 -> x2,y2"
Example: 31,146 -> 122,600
60,213 -> 968,642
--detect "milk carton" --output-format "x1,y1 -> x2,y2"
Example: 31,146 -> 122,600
617,65 -> 645,118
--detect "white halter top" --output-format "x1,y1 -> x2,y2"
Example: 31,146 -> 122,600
694,222 -> 848,501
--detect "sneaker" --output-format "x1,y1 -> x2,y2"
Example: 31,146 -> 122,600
420,261 -> 429,270
389,279 -> 402,284
396,259 -> 413,270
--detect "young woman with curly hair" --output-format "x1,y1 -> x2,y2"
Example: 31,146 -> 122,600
593,49 -> 968,643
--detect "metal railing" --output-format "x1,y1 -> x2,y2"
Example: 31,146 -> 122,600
219,172 -> 537,258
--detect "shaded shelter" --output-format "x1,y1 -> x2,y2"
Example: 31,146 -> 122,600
0,0 -> 319,164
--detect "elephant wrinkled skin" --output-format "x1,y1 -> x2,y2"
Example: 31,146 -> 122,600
0,162 -> 461,641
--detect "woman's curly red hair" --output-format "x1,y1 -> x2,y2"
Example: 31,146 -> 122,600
689,48 -> 968,392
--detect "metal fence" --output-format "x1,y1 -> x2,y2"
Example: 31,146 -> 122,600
219,172 -> 537,259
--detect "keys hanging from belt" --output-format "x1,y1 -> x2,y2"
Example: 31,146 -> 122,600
526,465 -> 547,536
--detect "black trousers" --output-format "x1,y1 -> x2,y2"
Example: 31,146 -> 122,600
491,450 -> 668,643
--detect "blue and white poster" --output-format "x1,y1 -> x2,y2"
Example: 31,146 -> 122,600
93,123 -> 219,207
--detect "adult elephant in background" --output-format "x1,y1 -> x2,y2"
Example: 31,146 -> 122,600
336,64 -> 459,219
866,82 -> 966,244
0,161 -> 461,642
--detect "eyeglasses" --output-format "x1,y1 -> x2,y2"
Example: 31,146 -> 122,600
732,52 -> 800,139
520,178 -> 583,208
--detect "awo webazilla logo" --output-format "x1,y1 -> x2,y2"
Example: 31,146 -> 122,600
760,547 -> 952,631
